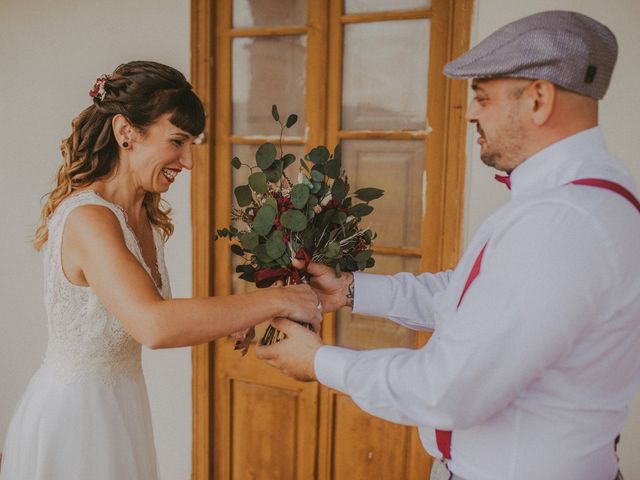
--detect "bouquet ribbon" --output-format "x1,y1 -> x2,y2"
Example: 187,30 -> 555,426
254,248 -> 311,288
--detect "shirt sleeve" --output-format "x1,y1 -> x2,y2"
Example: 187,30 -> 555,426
352,269 -> 453,331
315,202 -> 613,429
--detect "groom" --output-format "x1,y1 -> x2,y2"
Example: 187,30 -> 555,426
256,11 -> 638,480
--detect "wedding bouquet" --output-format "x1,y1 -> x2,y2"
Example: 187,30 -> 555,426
216,105 -> 383,345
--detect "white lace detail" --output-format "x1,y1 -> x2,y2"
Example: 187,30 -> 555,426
41,191 -> 171,385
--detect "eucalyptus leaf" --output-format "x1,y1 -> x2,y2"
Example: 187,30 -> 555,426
253,205 -> 276,236
311,181 -> 322,194
349,203 -> 374,217
266,232 -> 287,259
332,211 -> 347,224
239,271 -> 256,282
331,178 -> 347,204
255,244 -> 272,264
264,197 -> 278,211
325,158 -> 341,179
308,146 -> 330,164
276,251 -> 291,268
354,187 -> 384,201
235,264 -> 254,274
299,158 -> 310,172
285,114 -> 298,128
238,231 -> 259,251
291,184 -> 310,208
282,153 -> 296,169
318,183 -> 329,198
333,144 -> 342,163
280,209 -> 308,232
325,241 -> 341,258
231,156 -> 242,170
231,244 -> 244,257
271,104 -> 280,122
256,143 -> 277,170
248,172 -> 268,194
320,209 -> 336,227
311,167 -> 325,182
355,250 -> 372,263
264,160 -> 283,182
234,185 -> 253,207
341,256 -> 358,271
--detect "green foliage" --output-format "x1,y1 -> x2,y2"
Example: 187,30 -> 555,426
256,143 -> 277,170
253,205 -> 276,236
249,172 -> 268,194
280,209 -> 307,232
234,185 -> 252,207
216,105 -> 383,294
291,184 -> 310,209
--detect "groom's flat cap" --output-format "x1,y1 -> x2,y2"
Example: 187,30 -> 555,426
443,11 -> 617,99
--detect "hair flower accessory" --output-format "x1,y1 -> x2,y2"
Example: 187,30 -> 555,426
89,75 -> 108,101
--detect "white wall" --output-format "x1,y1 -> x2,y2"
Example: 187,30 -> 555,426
0,1 -> 193,479
466,1 -> 640,476
2,1 -> 639,479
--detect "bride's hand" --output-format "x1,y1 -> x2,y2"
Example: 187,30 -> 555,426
232,327 -> 255,356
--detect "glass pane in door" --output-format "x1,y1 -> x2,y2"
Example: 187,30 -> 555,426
342,20 -> 430,130
233,0 -> 307,28
233,36 -> 307,137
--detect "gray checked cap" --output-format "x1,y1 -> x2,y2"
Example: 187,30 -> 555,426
443,11 -> 618,99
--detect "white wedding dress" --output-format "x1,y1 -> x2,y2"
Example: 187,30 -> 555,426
1,191 -> 170,480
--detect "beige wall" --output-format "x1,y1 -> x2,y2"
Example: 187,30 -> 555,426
0,1 -> 193,478
1,1 -> 638,479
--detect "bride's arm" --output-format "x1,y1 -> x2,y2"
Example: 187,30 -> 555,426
63,205 -> 321,349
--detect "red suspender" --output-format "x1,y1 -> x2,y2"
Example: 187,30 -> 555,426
435,178 -> 639,461
570,178 -> 640,213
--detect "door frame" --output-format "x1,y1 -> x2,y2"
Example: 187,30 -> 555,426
189,1 -> 474,478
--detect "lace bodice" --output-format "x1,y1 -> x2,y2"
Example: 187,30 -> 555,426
42,191 -> 171,384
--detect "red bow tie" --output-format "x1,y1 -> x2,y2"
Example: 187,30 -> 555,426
495,174 -> 511,190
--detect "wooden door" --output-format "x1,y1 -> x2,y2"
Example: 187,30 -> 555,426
190,1 -> 473,478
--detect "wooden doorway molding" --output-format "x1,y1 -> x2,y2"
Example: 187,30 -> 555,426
189,1 -> 474,478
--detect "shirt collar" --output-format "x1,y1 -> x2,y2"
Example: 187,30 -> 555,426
508,127 -> 610,199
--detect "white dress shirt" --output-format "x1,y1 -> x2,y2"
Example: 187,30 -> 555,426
315,128 -> 640,480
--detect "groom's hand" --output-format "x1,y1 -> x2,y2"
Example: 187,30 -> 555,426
255,318 -> 323,381
291,259 -> 355,312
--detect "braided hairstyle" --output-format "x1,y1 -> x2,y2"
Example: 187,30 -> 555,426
34,61 -> 206,250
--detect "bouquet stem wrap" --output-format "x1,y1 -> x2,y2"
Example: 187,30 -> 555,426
257,248 -> 315,345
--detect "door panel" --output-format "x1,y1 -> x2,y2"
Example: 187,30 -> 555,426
331,396 -> 413,478
190,0 -> 473,478
340,140 -> 425,248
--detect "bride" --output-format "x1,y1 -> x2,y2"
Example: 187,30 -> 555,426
0,61 -> 322,479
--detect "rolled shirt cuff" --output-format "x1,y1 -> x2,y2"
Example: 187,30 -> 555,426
314,345 -> 359,395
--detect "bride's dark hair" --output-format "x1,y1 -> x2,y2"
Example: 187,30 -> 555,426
34,60 -> 206,250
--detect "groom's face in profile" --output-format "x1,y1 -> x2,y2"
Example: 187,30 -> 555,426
466,78 -> 532,173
